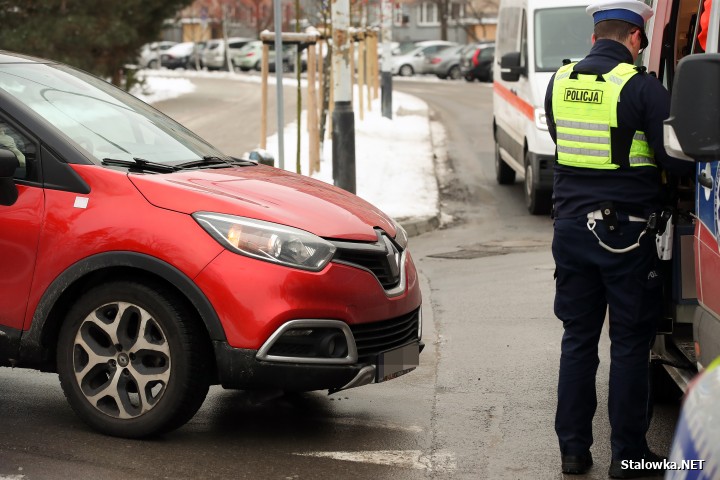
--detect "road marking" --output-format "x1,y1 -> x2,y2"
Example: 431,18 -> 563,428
293,450 -> 456,473
0,475 -> 25,480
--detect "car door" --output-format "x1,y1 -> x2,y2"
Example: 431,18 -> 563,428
0,116 -> 43,333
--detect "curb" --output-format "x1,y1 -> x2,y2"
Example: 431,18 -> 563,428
398,215 -> 441,237
398,106 -> 445,238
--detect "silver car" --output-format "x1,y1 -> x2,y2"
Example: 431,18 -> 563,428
202,37 -> 255,70
391,40 -> 457,77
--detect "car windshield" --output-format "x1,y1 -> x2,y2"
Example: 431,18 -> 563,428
0,62 -> 228,165
534,7 -> 593,72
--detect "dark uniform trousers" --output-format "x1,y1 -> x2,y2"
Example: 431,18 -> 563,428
553,214 -> 662,460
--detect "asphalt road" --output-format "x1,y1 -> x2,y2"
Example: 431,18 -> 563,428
0,75 -> 679,480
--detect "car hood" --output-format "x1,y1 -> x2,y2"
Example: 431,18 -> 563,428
128,165 -> 395,242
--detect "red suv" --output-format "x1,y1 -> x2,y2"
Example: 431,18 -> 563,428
0,52 -> 422,437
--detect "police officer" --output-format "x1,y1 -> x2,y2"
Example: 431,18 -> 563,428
544,1 -> 693,478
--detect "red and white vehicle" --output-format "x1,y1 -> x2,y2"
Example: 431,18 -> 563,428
643,0 -> 720,396
0,51 -> 422,437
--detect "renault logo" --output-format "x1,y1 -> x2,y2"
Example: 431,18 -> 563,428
382,236 -> 401,278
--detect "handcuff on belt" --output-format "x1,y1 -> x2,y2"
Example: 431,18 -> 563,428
585,202 -> 673,257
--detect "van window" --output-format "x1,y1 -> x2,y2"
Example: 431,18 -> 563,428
497,7 -> 521,56
534,7 -> 593,72
656,0 -> 709,89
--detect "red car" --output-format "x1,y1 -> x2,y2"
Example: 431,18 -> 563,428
0,51 -> 422,437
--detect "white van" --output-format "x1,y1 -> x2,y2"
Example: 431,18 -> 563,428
492,0 -> 593,214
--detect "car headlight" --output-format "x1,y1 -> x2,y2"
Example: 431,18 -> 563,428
391,219 -> 408,249
534,108 -> 548,131
193,212 -> 336,271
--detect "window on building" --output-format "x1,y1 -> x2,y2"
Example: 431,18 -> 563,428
394,3 -> 409,26
417,2 -> 439,26
450,2 -> 466,21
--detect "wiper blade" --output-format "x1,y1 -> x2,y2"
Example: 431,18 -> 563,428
175,156 -> 233,169
176,156 -> 254,169
101,157 -> 179,173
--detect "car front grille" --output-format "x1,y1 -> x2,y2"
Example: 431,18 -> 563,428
350,308 -> 420,359
331,229 -> 403,290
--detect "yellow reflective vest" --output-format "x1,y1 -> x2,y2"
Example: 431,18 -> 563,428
552,62 -> 655,169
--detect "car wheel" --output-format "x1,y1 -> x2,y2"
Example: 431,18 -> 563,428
437,74 -> 447,80
524,151 -> 552,215
57,280 -> 211,438
448,65 -> 461,80
399,64 -> 414,77
464,73 -> 475,82
254,60 -> 262,71
495,141 -> 516,185
240,66 -> 250,72
147,59 -> 158,69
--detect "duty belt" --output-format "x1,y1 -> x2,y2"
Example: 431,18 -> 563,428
586,209 -> 649,254
586,210 -> 647,223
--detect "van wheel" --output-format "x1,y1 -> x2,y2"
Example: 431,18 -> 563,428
495,142 -> 516,185
524,151 -> 552,215
57,281 -> 211,438
399,64 -> 414,77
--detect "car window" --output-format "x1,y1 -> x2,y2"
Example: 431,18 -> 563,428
0,118 -> 38,182
480,47 -> 495,59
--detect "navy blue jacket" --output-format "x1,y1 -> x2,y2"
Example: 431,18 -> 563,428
544,39 -> 693,219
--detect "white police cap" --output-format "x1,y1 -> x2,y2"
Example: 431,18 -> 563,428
586,0 -> 654,28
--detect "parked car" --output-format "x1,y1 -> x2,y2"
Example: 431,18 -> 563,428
391,40 -> 457,77
462,43 -> 495,82
428,44 -> 475,80
160,42 -> 196,70
202,37 -> 255,70
0,50 -> 423,438
138,41 -> 177,69
234,40 -> 298,73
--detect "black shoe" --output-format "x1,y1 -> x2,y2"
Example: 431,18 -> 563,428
562,451 -> 593,474
608,451 -> 667,478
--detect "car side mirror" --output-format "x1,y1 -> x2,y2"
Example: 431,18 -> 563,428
664,54 -> 720,163
500,51 -> 525,82
0,149 -> 19,206
243,148 -> 275,167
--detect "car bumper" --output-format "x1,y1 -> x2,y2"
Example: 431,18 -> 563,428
194,249 -> 423,350
213,337 -> 424,392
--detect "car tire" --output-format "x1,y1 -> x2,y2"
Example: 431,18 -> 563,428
524,151 -> 552,215
495,141 -> 516,185
437,74 -> 447,80
464,73 -> 475,82
147,59 -> 158,69
254,60 -> 262,71
448,65 -> 461,80
240,66 -> 251,72
399,64 -> 414,77
57,280 -> 212,438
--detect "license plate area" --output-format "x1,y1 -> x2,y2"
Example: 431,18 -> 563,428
376,342 -> 419,383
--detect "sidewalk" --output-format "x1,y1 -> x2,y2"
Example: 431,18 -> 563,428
138,70 -> 443,236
